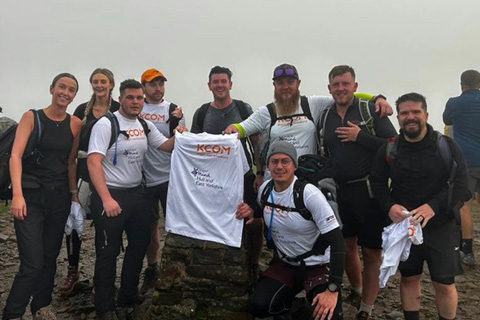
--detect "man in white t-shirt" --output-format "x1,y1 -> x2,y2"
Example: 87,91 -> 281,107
138,68 -> 185,294
87,79 -> 186,320
247,141 -> 346,320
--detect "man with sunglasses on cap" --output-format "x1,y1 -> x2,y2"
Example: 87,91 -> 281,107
224,63 -> 392,190
322,65 -> 397,320
247,140 -> 346,320
138,68 -> 185,295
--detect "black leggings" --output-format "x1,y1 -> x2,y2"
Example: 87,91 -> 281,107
65,230 -> 82,267
249,277 -> 343,319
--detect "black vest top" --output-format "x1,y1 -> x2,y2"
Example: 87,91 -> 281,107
23,110 -> 74,188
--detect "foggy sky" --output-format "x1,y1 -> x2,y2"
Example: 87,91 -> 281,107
1,0 -> 479,131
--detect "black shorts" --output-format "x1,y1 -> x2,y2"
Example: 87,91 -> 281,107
337,180 -> 387,249
399,218 -> 462,280
145,181 -> 169,220
467,167 -> 480,197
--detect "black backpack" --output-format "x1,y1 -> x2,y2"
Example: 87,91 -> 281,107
259,96 -> 313,165
259,177 -> 340,263
0,109 -> 43,201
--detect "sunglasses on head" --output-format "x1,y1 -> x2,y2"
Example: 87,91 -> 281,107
274,68 -> 296,78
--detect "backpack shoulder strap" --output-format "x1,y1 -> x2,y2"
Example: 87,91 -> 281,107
435,131 -> 453,172
293,179 -> 312,221
234,100 -> 251,121
358,98 -> 376,136
105,111 -> 120,150
266,103 -> 277,129
138,117 -> 151,137
168,103 -> 180,137
434,131 -> 457,210
194,103 -> 211,132
300,96 -> 313,122
23,109 -> 43,157
260,180 -> 275,210
317,105 -> 332,157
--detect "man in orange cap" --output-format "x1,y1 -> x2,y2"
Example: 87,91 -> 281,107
139,68 -> 185,295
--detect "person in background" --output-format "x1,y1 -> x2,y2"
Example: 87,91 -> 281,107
443,69 -> 480,266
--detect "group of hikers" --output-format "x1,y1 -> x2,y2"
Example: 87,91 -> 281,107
2,64 -> 479,320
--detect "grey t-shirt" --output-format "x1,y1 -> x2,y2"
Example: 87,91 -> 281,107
191,100 -> 253,134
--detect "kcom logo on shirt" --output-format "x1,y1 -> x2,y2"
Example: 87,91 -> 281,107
196,144 -> 231,158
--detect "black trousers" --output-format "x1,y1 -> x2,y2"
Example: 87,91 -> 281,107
2,187 -> 71,319
249,277 -> 343,319
91,186 -> 152,316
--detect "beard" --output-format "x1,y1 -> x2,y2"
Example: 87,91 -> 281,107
402,119 -> 424,139
274,89 -> 300,115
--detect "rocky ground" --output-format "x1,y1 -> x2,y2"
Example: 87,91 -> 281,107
0,203 -> 479,320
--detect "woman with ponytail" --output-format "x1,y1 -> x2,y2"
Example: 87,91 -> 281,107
59,68 -> 119,296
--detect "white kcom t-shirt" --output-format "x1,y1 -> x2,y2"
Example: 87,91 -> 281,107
166,132 -> 249,248
140,100 -> 186,186
88,111 -> 168,188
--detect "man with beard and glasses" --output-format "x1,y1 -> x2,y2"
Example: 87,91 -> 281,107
370,93 -> 469,320
224,63 -> 392,190
321,65 -> 397,320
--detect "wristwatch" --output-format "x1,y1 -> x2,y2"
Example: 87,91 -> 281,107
327,282 -> 340,293
256,170 -> 265,176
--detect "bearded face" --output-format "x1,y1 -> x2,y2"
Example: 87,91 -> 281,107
273,77 -> 301,115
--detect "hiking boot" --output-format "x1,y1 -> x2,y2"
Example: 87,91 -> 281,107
356,311 -> 370,320
117,293 -> 145,307
140,264 -> 159,295
98,311 -> 118,320
344,289 -> 362,309
461,251 -> 476,266
32,306 -> 57,320
58,265 -> 79,295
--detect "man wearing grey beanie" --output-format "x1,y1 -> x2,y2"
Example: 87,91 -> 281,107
246,140 -> 346,320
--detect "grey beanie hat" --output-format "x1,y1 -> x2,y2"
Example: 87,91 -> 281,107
267,141 -> 298,167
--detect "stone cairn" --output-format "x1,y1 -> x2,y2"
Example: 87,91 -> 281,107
145,232 -> 254,320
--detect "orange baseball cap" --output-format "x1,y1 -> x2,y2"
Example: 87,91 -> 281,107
141,68 -> 167,83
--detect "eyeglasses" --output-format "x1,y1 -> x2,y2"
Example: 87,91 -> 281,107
273,68 -> 296,78
269,158 -> 293,166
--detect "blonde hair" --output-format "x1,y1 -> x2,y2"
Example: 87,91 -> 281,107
83,68 -> 115,123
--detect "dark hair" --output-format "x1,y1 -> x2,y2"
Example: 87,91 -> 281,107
461,69 -> 480,89
119,79 -> 144,96
328,65 -> 356,81
209,66 -> 232,82
395,92 -> 427,113
51,73 -> 79,93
